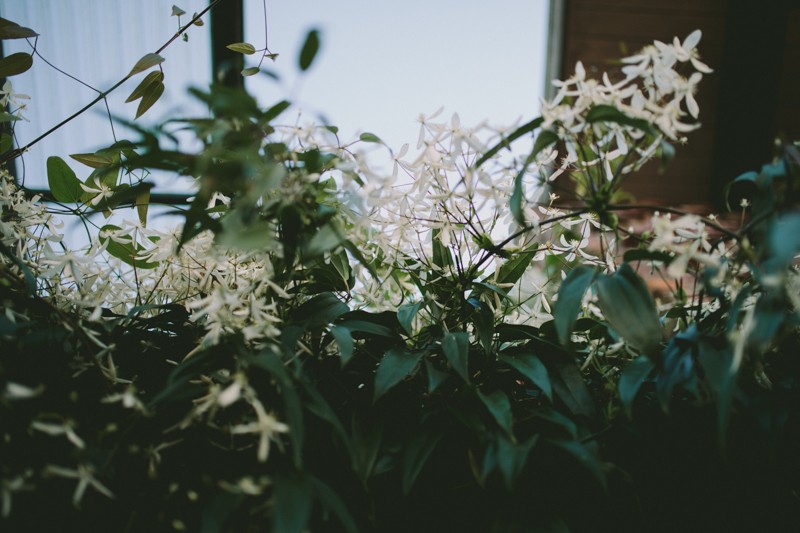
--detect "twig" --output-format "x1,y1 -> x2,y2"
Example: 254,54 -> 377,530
0,0 -> 224,166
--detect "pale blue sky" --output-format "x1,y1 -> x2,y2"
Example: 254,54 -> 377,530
0,0 -> 550,190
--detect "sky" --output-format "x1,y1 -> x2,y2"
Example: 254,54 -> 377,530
0,0 -> 550,191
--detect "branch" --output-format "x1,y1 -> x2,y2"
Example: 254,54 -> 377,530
0,0 -> 225,166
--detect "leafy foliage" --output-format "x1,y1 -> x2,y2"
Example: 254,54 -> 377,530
0,18 -> 799,533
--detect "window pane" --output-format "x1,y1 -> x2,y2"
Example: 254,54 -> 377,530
0,0 -> 212,192
243,0 -> 550,151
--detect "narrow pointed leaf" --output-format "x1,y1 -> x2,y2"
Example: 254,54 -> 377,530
241,66 -> 260,76
402,431 -> 443,494
299,29 -> 320,71
71,153 -> 114,171
226,42 -> 256,54
330,325 -> 354,366
373,348 -> 422,402
618,355 -> 655,418
475,116 -> 543,168
136,187 -> 150,226
442,332 -> 470,381
477,389 -> 513,437
0,18 -> 38,39
135,81 -> 164,119
273,474 -> 313,533
500,353 -> 552,401
495,249 -> 537,286
128,53 -> 164,76
510,129 -> 558,225
553,265 -> 597,346
397,301 -> 423,335
359,132 -> 382,143
125,71 -> 164,103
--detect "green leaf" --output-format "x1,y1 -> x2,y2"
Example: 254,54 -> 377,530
585,104 -> 657,136
622,248 -> 674,264
477,389 -> 514,437
136,187 -> 150,226
46,156 -> 82,203
299,29 -> 320,71
425,359 -> 448,393
770,212 -> 800,265
0,133 -> 12,153
474,116 -> 543,168
618,355 -> 655,418
128,53 -> 164,76
0,112 -> 19,123
0,17 -> 38,39
510,129 -> 558,225
292,292 -> 348,327
262,100 -> 291,123
309,476 -> 358,533
402,431 -> 443,494
373,348 -> 423,402
171,5 -> 187,16
495,432 -> 538,490
273,474 -> 313,533
241,66 -> 260,76
135,80 -> 164,119
500,353 -> 552,401
226,42 -> 256,54
549,438 -> 607,489
553,265 -> 597,346
99,225 -> 159,269
0,53 -> 32,77
359,132 -> 382,143
303,222 -> 344,259
595,263 -> 662,354
495,248 -> 537,286
330,325 -> 354,366
70,152 -> 114,169
397,301 -> 423,335
125,70 -> 164,103
442,332 -> 470,382
697,344 -> 735,448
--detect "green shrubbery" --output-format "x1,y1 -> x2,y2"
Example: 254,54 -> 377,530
1,12 -> 799,532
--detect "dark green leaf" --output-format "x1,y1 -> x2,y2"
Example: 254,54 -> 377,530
274,474 -> 313,533
397,301 -> 423,335
70,152 -> 114,169
226,42 -> 256,54
0,112 -> 19,123
697,344 -> 735,448
770,213 -> 800,265
299,29 -> 320,71
125,71 -> 164,103
549,438 -> 607,488
500,353 -> 552,401
128,53 -> 164,76
310,476 -> 358,533
292,292 -> 348,327
618,355 -> 655,418
0,17 -> 38,39
595,263 -> 662,354
330,325 -> 354,366
510,129 -> 558,225
373,348 -> 423,401
135,80 -> 164,119
474,116 -> 543,168
623,248 -> 674,264
0,133 -> 12,153
303,222 -> 343,259
442,332 -> 470,382
402,431 -> 443,494
553,265 -> 596,346
425,359 -> 448,393
495,248 -> 537,286
99,225 -> 159,269
495,433 -> 538,490
0,53 -> 32,77
585,104 -> 657,136
477,389 -> 513,437
359,132 -> 382,143
262,100 -> 291,123
46,156 -> 82,203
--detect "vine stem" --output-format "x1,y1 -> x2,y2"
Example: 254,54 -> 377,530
0,0 -> 225,166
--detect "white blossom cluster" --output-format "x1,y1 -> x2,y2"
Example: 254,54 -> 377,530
542,30 -> 712,188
